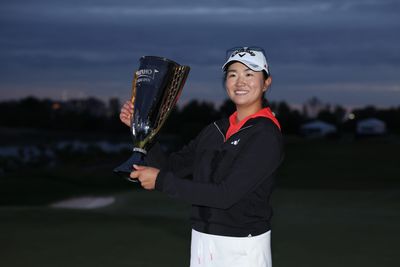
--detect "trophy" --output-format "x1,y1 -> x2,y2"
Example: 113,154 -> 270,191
114,56 -> 190,182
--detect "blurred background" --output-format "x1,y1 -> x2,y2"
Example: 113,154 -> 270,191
1,1 -> 399,266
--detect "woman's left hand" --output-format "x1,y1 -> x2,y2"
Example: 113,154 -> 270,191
130,165 -> 160,190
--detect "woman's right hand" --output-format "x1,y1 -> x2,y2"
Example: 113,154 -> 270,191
119,100 -> 134,127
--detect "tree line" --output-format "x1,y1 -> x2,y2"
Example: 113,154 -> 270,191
0,96 -> 399,143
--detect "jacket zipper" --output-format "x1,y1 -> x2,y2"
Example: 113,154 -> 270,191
213,122 -> 226,142
213,122 -> 254,143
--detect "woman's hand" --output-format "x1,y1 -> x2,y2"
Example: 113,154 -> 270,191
119,100 -> 134,127
130,165 -> 160,190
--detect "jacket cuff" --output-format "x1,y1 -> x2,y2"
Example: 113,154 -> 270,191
155,169 -> 166,192
146,142 -> 164,169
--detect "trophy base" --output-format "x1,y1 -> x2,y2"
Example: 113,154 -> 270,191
113,152 -> 147,183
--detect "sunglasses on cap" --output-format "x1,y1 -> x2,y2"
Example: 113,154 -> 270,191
225,46 -> 267,60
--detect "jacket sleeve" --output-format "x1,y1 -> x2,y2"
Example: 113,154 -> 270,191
146,124 -> 212,177
155,124 -> 283,209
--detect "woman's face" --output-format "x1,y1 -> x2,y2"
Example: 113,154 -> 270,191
225,62 -> 271,109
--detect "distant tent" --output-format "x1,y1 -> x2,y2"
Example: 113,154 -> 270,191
300,120 -> 337,138
356,118 -> 386,136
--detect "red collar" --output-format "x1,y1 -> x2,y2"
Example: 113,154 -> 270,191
225,107 -> 281,140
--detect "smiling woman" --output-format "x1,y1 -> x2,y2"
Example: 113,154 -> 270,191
120,47 -> 284,267
224,62 -> 268,115
222,47 -> 272,121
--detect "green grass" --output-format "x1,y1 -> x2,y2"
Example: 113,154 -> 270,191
1,189 -> 399,267
0,190 -> 191,267
0,151 -> 130,205
277,137 -> 400,189
1,137 -> 400,266
271,188 -> 400,267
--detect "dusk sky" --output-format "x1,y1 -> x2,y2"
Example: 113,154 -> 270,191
1,0 -> 399,108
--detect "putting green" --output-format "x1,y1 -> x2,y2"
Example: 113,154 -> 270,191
1,188 -> 399,267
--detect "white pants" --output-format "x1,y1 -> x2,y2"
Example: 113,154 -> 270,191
190,229 -> 272,267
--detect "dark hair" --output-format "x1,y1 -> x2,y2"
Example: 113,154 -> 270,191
222,62 -> 271,108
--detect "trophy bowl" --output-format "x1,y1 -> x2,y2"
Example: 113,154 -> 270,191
113,56 -> 190,182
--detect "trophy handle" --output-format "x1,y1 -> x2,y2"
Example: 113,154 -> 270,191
145,65 -> 190,144
131,72 -> 138,105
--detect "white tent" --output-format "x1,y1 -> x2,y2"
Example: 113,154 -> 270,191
300,120 -> 337,138
356,118 -> 386,135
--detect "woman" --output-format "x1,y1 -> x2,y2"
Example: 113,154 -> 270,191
120,47 -> 284,267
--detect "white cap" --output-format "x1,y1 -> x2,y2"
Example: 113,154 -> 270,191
222,47 -> 269,75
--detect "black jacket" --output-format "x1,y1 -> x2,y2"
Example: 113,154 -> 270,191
147,116 -> 284,237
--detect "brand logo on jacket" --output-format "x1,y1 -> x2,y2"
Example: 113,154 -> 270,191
231,139 -> 240,146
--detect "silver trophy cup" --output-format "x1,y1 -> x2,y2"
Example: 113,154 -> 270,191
114,56 -> 190,182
